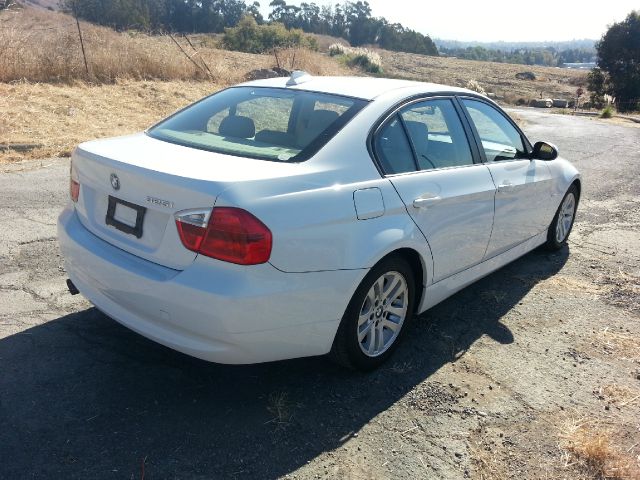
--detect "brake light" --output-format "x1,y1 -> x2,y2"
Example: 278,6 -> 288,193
70,161 -> 80,203
175,207 -> 272,265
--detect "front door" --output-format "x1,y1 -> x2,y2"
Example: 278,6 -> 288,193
374,98 -> 496,283
460,98 -> 553,258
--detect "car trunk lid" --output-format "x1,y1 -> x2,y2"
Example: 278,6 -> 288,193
71,133 -> 304,270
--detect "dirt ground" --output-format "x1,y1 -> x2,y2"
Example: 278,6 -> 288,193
0,109 -> 638,479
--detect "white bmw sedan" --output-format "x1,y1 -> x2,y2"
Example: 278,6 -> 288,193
58,73 -> 580,370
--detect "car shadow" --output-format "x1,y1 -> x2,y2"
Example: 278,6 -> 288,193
0,247 -> 568,479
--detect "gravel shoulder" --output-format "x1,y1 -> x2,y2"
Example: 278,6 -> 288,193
0,110 -> 638,479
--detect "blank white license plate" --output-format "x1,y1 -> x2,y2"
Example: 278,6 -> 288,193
113,202 -> 138,228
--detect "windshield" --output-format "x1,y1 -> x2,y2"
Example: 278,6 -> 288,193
147,86 -> 368,162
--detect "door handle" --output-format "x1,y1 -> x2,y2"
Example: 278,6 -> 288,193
413,195 -> 441,209
498,181 -> 515,193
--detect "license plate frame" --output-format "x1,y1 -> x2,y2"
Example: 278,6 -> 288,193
105,195 -> 146,239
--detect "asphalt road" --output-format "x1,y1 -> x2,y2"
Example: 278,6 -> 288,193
0,110 -> 638,479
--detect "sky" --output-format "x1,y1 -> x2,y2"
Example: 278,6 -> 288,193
259,0 -> 638,42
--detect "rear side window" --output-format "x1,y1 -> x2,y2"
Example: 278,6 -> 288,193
399,99 -> 473,170
374,116 -> 417,174
148,87 -> 367,162
373,98 -> 474,174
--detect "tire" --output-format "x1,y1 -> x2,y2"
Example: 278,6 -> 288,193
545,184 -> 579,251
329,256 -> 415,371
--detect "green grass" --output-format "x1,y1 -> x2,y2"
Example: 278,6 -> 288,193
600,105 -> 614,119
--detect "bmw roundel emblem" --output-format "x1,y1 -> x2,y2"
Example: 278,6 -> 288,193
110,173 -> 120,190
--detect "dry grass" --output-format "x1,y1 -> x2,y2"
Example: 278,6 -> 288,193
1,8 -> 206,82
588,328 -> 640,360
266,391 -> 293,428
0,7 -> 349,84
560,418 -> 640,480
0,80 -> 220,161
599,384 -> 640,407
310,33 -> 350,52
379,49 -> 589,104
0,7 -> 352,162
471,436 -> 510,480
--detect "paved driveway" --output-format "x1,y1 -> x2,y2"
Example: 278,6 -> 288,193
1,110 -> 638,479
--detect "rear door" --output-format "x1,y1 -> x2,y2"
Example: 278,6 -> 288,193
374,98 -> 496,283
460,98 -> 553,259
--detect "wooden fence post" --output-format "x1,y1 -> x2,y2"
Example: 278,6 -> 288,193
74,13 -> 90,79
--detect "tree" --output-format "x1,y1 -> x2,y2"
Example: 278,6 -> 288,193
344,1 -> 374,46
223,14 -> 316,53
587,68 -> 607,109
246,1 -> 264,24
596,11 -> 640,112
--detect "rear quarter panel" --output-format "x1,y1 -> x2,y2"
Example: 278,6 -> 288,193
215,87 -> 442,275
215,175 -> 433,275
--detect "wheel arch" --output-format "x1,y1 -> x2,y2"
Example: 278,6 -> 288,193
571,178 -> 582,200
370,247 -> 427,314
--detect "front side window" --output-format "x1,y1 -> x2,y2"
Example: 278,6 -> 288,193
462,99 -> 527,162
148,87 -> 367,162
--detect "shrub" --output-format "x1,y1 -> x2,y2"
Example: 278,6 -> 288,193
328,43 -> 346,56
601,105 -> 614,118
327,44 -> 382,74
223,15 -> 317,54
345,53 -> 381,73
465,79 -> 486,96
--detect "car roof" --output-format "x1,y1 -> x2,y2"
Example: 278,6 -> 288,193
239,75 -> 474,101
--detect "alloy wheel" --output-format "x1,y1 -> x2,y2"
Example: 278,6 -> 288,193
357,271 -> 408,357
556,192 -> 576,243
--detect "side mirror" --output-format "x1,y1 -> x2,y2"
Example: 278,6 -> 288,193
531,141 -> 558,161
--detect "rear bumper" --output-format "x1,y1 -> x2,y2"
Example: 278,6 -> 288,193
58,206 -> 366,364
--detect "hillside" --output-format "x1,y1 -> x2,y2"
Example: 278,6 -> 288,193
379,50 -> 587,103
0,7 -> 350,83
0,6 -> 590,163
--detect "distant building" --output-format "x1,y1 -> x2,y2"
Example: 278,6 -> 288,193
562,62 -> 597,69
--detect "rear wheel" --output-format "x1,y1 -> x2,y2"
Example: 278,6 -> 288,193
330,256 -> 415,371
545,185 -> 578,250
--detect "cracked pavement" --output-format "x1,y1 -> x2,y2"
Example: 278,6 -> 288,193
0,110 -> 639,479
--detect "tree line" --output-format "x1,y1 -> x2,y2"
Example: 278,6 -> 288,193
439,46 -> 596,67
63,0 -> 438,56
267,1 -> 437,55
63,0 -> 263,33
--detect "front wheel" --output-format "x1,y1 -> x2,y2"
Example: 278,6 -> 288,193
545,184 -> 578,250
329,256 -> 415,371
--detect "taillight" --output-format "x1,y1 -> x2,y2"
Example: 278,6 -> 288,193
175,207 -> 272,265
70,161 -> 80,203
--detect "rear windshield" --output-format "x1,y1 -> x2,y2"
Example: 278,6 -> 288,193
147,86 -> 368,162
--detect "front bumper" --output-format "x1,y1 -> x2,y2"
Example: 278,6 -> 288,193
58,206 -> 367,364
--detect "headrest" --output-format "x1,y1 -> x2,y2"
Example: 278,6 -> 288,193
309,109 -> 339,129
403,120 -> 429,139
219,115 -> 256,139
